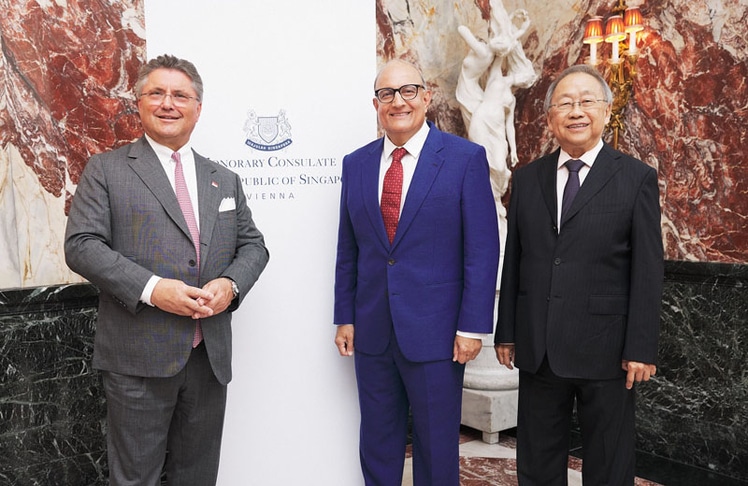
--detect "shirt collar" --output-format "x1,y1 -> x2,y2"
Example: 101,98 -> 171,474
557,139 -> 604,170
144,134 -> 193,163
383,121 -> 431,159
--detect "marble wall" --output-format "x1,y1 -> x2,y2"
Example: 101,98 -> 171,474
638,261 -> 748,482
0,0 -> 145,289
0,284 -> 106,485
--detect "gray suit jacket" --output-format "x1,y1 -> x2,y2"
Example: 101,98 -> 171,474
65,137 -> 269,385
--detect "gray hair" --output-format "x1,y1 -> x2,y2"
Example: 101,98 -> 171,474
543,64 -> 612,112
135,54 -> 204,101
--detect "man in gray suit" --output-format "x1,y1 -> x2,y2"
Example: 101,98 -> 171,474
65,54 -> 269,485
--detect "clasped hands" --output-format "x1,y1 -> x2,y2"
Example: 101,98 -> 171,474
151,277 -> 235,319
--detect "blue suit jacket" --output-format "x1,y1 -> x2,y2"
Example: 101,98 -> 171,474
334,123 -> 499,362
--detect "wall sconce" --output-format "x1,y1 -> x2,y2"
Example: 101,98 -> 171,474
583,0 -> 644,149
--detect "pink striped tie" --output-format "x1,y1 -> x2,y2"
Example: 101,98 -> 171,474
173,151 -> 203,347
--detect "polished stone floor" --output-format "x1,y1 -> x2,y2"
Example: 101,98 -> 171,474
401,427 -> 747,485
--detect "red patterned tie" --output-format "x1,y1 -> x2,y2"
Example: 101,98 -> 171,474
173,152 -> 203,347
381,147 -> 406,244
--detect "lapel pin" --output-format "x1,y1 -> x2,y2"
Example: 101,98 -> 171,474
211,181 -> 219,188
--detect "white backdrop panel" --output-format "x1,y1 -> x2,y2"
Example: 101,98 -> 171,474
145,1 -> 375,484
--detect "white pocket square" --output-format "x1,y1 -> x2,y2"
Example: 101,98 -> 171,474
219,197 -> 236,212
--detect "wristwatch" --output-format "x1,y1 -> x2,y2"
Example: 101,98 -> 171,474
227,278 -> 239,298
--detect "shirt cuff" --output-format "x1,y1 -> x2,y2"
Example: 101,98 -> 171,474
456,331 -> 489,340
140,275 -> 161,306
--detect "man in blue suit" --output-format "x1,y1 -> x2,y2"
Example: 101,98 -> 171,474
495,64 -> 664,485
334,59 -> 500,485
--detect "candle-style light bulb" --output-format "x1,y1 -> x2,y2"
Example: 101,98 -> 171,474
583,17 -> 604,65
624,7 -> 644,55
604,15 -> 626,63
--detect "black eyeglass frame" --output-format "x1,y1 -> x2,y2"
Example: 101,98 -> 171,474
374,84 -> 425,103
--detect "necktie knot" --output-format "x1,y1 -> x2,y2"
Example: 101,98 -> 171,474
392,147 -> 407,164
565,159 -> 584,173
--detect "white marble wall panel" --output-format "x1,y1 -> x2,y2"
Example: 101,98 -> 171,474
0,149 -> 21,287
5,144 -> 84,287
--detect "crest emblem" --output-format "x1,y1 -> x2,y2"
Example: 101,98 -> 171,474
244,110 -> 293,151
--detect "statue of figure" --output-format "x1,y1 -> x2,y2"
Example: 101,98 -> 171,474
457,2 -> 537,429
456,0 -> 537,221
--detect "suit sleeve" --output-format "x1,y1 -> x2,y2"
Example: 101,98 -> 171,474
220,171 -> 269,311
457,145 -> 500,334
64,155 -> 153,314
333,155 -> 358,325
623,166 -> 664,364
494,174 -> 520,345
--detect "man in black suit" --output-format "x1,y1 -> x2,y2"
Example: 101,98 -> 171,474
494,64 -> 663,485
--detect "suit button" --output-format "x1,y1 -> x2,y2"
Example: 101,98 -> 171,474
554,258 -> 561,265
189,259 -> 197,267
388,259 -> 396,266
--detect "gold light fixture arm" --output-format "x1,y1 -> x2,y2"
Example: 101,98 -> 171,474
583,0 -> 643,150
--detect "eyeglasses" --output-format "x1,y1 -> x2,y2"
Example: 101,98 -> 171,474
549,98 -> 607,113
140,90 -> 198,107
374,84 -> 425,103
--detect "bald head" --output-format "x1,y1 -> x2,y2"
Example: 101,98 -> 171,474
374,59 -> 426,91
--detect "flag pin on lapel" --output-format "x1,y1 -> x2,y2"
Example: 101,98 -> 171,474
211,181 -> 219,188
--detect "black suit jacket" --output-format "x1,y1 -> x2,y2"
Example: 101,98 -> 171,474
495,143 -> 663,380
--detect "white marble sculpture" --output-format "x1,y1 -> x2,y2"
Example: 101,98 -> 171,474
457,0 -> 537,444
456,0 -> 537,223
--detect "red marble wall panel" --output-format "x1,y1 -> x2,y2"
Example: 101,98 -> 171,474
0,0 -> 145,203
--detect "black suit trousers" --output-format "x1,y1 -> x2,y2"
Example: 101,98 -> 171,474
516,358 -> 636,486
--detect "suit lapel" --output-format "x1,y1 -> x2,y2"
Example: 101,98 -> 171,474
538,150 -> 560,227
561,144 -> 621,226
128,139 -> 193,241
195,152 -> 220,255
393,127 -> 445,247
361,140 -> 391,248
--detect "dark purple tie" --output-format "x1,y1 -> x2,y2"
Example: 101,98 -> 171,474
561,159 -> 585,219
381,147 -> 406,244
